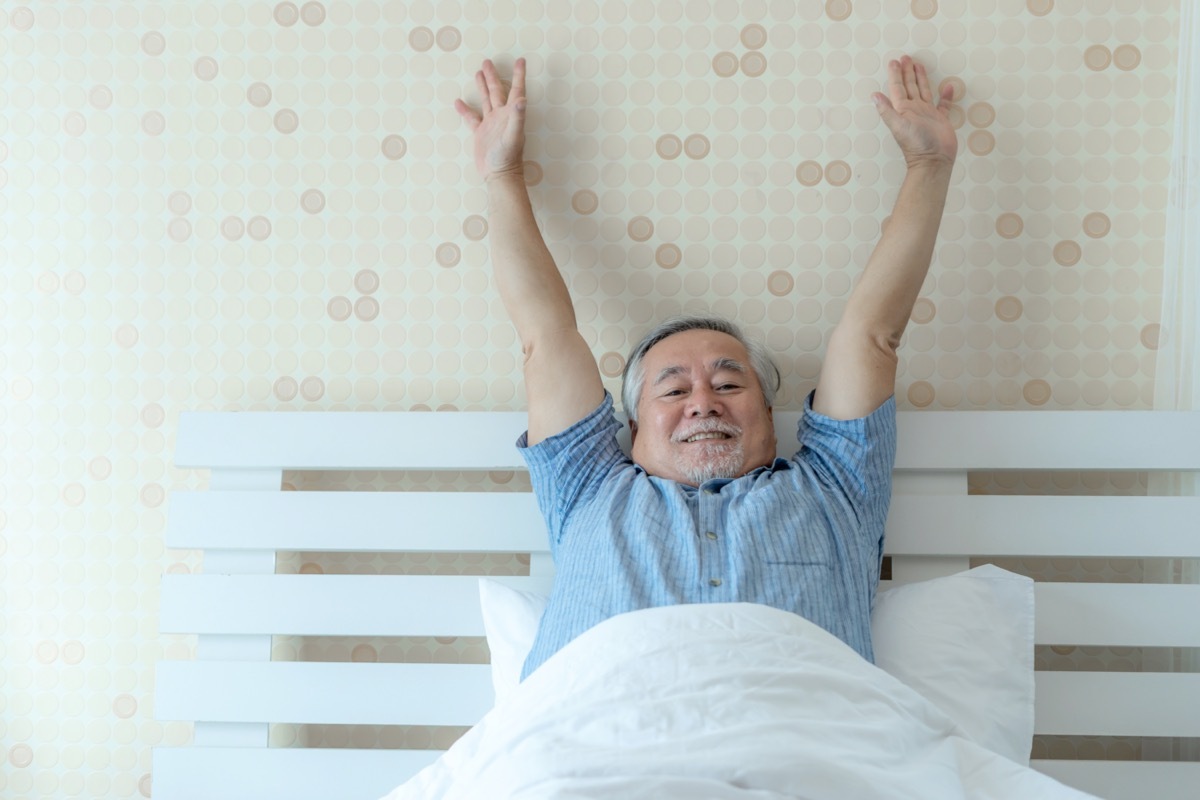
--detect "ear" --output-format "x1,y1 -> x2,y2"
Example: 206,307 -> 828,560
628,419 -> 638,444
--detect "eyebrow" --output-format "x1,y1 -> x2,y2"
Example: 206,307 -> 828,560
652,358 -> 748,386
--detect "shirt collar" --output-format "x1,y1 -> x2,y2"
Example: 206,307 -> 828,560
632,456 -> 793,489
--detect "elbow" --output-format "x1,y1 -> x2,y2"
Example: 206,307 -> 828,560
830,322 -> 903,361
521,325 -> 580,364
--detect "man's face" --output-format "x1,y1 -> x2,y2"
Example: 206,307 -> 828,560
629,329 -> 777,487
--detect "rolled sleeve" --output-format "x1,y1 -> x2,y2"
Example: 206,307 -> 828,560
516,391 -> 629,549
793,391 -> 898,531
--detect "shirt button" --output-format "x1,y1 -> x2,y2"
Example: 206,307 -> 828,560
709,578 -> 722,587
706,531 -> 718,540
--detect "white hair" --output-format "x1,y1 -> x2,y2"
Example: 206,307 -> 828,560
620,315 -> 781,423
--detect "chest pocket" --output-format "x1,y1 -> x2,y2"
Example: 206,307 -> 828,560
761,533 -> 834,568
733,487 -> 836,568
752,554 -> 837,613
755,503 -> 840,570
764,555 -> 829,567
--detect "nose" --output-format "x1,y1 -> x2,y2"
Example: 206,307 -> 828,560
686,386 -> 723,417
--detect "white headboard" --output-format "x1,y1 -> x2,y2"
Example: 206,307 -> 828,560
154,409 -> 1200,800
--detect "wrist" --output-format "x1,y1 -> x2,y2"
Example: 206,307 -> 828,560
485,166 -> 527,186
904,154 -> 956,177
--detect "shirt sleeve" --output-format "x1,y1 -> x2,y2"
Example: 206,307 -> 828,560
792,390 -> 898,532
516,391 -> 629,549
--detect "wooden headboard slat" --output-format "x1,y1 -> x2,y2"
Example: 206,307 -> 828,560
176,410 -> 1200,471
156,661 -> 493,727
160,574 -> 1200,648
166,490 -> 1200,558
151,748 -> 1200,800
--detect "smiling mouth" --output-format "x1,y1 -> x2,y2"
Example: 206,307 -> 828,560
683,432 -> 734,443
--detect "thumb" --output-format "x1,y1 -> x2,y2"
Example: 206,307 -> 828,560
872,92 -> 895,118
872,92 -> 900,132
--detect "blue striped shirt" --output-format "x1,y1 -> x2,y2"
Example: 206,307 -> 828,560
516,390 -> 898,680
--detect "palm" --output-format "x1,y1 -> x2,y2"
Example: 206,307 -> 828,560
875,56 -> 958,166
472,106 -> 523,177
454,58 -> 528,181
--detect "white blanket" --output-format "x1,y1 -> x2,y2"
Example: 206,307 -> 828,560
382,603 -> 1096,800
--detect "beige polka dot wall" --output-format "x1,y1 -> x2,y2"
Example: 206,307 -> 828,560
0,0 -> 1182,795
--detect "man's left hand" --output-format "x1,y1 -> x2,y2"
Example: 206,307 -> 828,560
873,55 -> 958,170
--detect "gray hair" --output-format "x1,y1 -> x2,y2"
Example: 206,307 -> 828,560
620,315 -> 781,423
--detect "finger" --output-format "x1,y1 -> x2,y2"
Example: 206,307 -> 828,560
872,92 -> 898,129
915,61 -> 932,104
940,83 -> 955,106
510,57 -> 526,103
886,59 -> 906,107
453,98 -> 480,132
483,59 -> 505,110
506,96 -> 526,141
476,70 -> 491,114
901,56 -> 920,100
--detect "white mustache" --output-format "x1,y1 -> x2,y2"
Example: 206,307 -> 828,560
675,422 -> 741,443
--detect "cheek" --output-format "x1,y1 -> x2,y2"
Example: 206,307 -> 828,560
749,416 -> 775,448
646,412 -> 679,445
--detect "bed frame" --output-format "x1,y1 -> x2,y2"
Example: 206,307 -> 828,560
155,408 -> 1200,800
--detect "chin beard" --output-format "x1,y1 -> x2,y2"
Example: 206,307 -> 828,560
674,442 -> 746,485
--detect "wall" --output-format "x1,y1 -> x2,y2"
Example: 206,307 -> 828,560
0,0 -> 1181,796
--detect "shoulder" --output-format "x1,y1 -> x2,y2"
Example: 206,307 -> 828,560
518,390 -> 621,456
791,391 -> 897,500
517,391 -> 633,529
799,390 -> 897,442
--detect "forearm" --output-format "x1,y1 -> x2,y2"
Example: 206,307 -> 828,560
840,160 -> 953,347
486,172 -> 578,343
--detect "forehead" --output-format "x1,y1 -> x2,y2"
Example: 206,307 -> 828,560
642,329 -> 750,370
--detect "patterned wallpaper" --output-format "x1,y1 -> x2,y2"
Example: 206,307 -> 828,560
0,0 -> 1182,796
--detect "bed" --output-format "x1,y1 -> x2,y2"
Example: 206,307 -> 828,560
154,407 -> 1200,799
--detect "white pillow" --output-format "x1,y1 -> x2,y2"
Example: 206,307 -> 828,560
477,579 -> 549,707
870,564 -> 1035,765
478,564 -> 1034,763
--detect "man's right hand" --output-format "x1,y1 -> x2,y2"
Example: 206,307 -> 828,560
453,57 -> 528,183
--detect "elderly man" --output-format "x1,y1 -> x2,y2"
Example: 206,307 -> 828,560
454,54 -> 957,680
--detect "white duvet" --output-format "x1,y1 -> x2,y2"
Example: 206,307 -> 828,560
382,603 -> 1096,800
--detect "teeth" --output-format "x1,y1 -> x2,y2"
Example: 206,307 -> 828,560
686,432 -> 730,443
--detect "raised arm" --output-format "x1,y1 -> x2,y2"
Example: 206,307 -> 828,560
812,55 -> 958,420
454,58 -> 604,445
